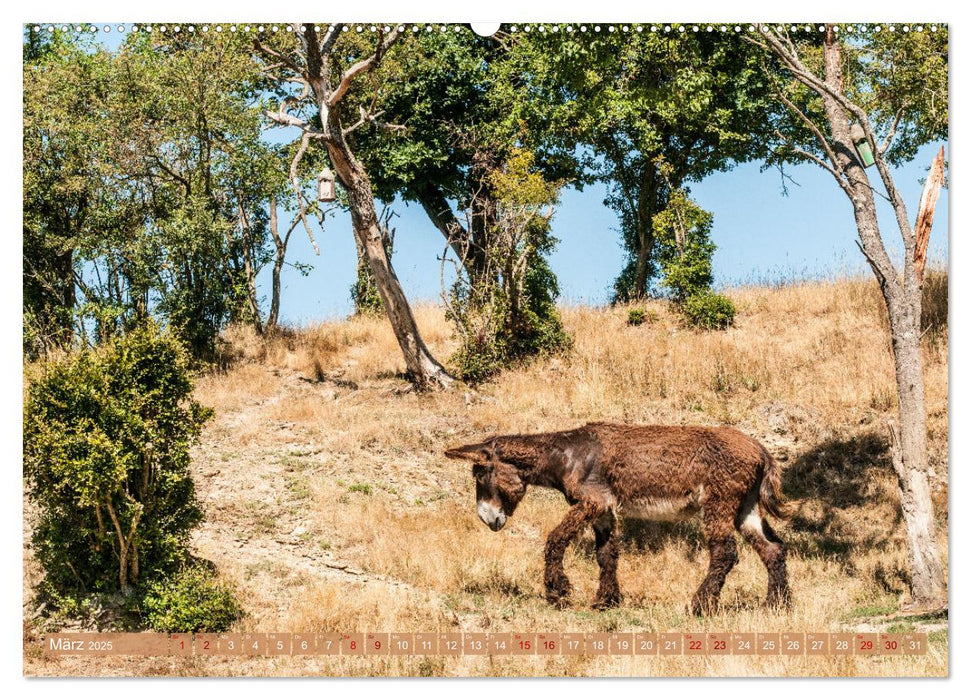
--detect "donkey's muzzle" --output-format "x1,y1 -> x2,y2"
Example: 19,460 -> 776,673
477,501 -> 507,532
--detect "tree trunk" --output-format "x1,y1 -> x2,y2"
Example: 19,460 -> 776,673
889,308 -> 946,609
630,165 -> 659,298
417,187 -> 483,278
267,196 -> 286,331
268,253 -> 283,331
853,193 -> 945,610
322,127 -> 453,389
237,201 -> 264,334
242,243 -> 263,335
817,27 -> 945,610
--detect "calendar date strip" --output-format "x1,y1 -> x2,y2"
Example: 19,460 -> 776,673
42,631 -> 928,657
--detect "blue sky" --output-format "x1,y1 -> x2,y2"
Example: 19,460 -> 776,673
70,26 -> 949,324
268,141 -> 948,323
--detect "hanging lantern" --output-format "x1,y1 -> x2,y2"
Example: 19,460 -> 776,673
317,167 -> 336,202
850,123 -> 875,168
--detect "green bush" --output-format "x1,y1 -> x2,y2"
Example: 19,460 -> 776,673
654,190 -> 716,301
350,255 -> 384,316
627,308 -> 659,326
446,150 -> 571,384
141,566 -> 241,633
682,292 -> 737,330
450,332 -> 509,384
24,323 -> 211,601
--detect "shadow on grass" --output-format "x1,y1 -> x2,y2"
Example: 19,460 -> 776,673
571,520 -> 706,562
782,430 -> 902,560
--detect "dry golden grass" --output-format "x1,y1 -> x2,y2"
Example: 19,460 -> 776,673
24,276 -> 949,677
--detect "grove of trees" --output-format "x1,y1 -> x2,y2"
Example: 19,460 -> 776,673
23,23 -> 948,614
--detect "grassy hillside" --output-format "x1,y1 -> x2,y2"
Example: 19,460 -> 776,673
24,275 -> 949,677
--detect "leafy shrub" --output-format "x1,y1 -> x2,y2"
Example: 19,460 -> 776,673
24,323 -> 211,601
447,150 -> 571,383
450,331 -> 509,384
654,189 -> 716,301
141,566 -> 241,633
682,292 -> 737,330
612,168 -> 716,304
627,308 -> 659,326
350,254 -> 384,316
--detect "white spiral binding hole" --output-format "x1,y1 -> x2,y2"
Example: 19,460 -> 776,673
29,23 -> 942,35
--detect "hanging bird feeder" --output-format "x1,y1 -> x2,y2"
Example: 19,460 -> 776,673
317,167 -> 336,202
850,123 -> 875,168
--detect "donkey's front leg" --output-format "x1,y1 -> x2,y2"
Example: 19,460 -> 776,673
544,501 -> 603,608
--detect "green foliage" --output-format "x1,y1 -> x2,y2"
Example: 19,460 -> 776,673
141,566 -> 242,633
626,308 -> 659,326
450,333 -> 509,384
348,32 -> 574,380
23,28 -> 294,359
23,324 -> 211,600
350,262 -> 384,316
23,31 -> 109,357
682,292 -> 737,331
447,150 -> 571,383
762,27 -> 948,172
653,188 -> 716,301
524,26 -> 772,301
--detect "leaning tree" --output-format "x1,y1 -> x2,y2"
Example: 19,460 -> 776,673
255,23 -> 452,389
750,23 -> 948,611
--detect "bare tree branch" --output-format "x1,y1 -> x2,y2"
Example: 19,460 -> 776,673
320,23 -> 343,57
328,29 -> 401,108
288,132 -> 320,255
880,108 -> 905,155
767,86 -> 850,194
342,106 -> 408,137
254,37 -> 303,75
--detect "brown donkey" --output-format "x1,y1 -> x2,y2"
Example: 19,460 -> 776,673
445,422 -> 792,615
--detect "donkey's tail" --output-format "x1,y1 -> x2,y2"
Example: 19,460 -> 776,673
759,447 -> 793,520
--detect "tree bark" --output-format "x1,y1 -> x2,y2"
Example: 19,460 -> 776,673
235,200 -> 264,334
267,196 -> 286,331
268,252 -> 283,331
631,165 -> 660,298
417,187 -> 480,276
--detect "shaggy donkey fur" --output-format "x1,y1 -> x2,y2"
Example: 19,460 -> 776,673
446,422 -> 792,615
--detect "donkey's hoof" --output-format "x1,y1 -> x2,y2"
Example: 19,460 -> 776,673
690,597 -> 716,617
545,587 -> 572,609
592,590 -> 622,610
592,597 -> 620,611
765,592 -> 792,610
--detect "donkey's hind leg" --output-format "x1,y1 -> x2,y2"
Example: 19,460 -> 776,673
691,511 -> 739,616
736,494 -> 790,609
592,512 -> 621,610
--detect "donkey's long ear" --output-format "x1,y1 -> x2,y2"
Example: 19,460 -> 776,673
444,442 -> 492,461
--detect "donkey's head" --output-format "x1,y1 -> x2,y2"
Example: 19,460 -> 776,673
445,439 -> 528,532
